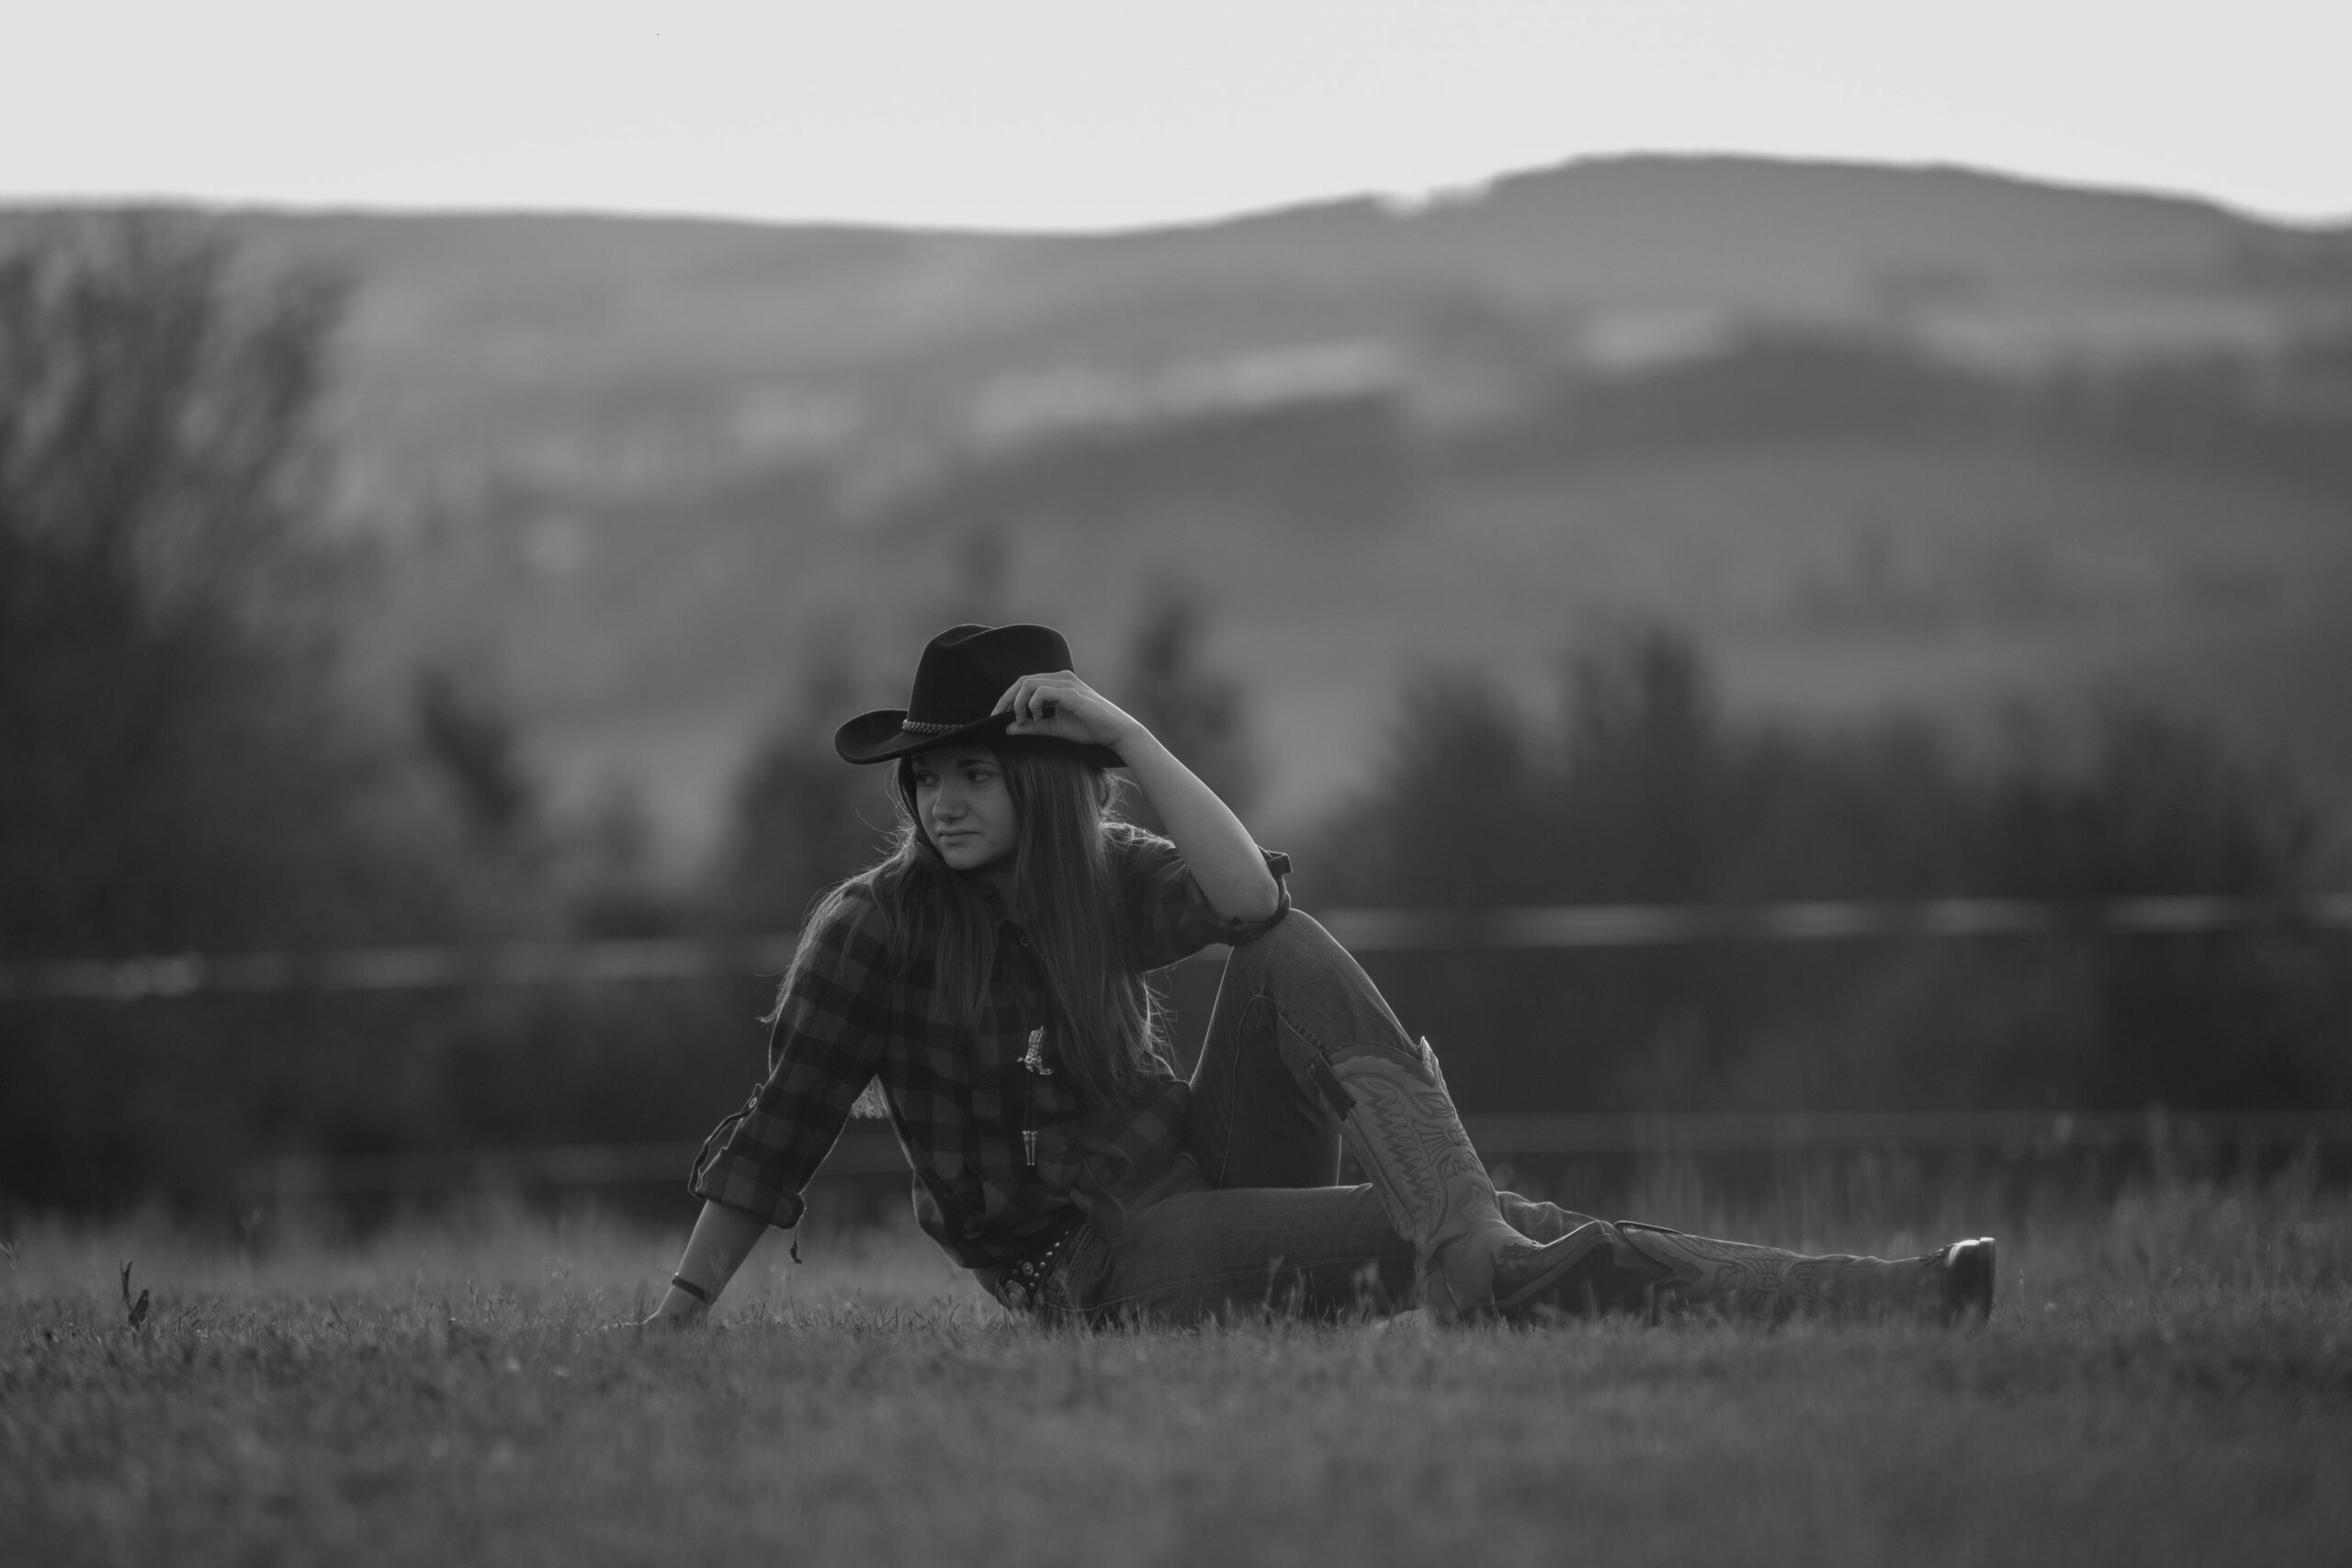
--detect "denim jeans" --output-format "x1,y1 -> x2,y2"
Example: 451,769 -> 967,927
1041,911 -> 1950,1327
1065,911 -> 1605,1325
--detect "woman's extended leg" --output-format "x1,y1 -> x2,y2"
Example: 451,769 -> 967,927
1498,1195 -> 1996,1325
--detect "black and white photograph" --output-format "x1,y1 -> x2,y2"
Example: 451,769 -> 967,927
5,3 -> 2350,1562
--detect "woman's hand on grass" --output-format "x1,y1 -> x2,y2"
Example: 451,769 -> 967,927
638,1289 -> 711,1331
646,1202 -> 763,1332
994,671 -> 1142,754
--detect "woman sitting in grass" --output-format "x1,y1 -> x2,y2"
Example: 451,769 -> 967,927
651,624 -> 1996,1328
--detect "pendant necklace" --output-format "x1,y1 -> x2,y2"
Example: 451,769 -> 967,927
1020,1025 -> 1052,1077
1020,1026 -> 1049,1169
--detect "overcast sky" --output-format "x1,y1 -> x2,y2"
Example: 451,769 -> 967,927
8,1 -> 2349,231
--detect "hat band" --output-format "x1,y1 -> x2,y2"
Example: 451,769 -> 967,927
899,717 -> 962,735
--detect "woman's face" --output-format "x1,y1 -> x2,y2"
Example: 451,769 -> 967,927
910,746 -> 1019,875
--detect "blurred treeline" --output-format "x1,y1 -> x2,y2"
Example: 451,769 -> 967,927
1304,634 -> 2351,1121
2,221 -> 2346,1215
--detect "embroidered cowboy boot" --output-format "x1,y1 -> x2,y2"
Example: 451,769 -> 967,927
1313,1033 -> 1613,1322
1611,1224 -> 1997,1325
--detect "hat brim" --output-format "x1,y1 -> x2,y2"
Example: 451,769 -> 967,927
833,708 -> 1124,770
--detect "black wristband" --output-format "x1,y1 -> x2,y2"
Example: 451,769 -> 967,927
669,1273 -> 714,1306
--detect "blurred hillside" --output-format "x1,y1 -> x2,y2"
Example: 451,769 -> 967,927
7,197 -> 2350,1211
10,153 -> 2346,860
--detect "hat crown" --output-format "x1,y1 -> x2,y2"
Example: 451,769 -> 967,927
833,623 -> 1117,767
902,624 -> 1073,730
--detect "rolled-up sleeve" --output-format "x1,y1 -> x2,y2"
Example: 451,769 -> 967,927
688,890 -> 893,1229
1119,829 -> 1292,971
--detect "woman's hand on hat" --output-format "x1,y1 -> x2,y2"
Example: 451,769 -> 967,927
994,671 -> 1139,751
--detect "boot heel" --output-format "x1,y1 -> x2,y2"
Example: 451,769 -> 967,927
1939,1237 -> 1996,1325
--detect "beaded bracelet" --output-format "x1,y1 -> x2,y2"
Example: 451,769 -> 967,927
669,1274 -> 714,1305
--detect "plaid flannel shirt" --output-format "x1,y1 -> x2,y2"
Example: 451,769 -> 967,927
690,828 -> 1292,1270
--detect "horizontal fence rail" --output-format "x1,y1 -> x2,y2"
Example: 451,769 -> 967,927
240,1111 -> 2352,1200
0,935 -> 803,1003
8,894 -> 2351,1002
1327,895 -> 2352,951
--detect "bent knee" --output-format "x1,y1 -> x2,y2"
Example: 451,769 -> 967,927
1227,908 -> 1345,974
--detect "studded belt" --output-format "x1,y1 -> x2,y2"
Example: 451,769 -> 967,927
994,1218 -> 1088,1318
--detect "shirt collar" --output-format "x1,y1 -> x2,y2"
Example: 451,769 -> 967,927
971,874 -> 1023,930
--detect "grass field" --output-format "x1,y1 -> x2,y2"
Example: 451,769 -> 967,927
6,1162 -> 2350,1567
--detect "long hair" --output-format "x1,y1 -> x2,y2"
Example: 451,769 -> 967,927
767,743 -> 1170,1108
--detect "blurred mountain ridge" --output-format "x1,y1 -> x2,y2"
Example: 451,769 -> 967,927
11,153 -> 2325,477
6,153 -> 2347,859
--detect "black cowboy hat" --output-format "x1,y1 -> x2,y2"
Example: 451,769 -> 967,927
833,623 -> 1125,768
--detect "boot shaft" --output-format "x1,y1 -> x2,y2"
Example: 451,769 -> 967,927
1311,1037 -> 1521,1319
1614,1223 -> 1951,1323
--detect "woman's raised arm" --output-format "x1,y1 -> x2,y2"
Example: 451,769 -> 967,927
997,671 -> 1280,922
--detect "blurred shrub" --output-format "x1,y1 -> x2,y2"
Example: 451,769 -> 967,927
1308,629 -> 2350,1118
1114,588 -> 1258,837
711,660 -> 896,934
0,218 -> 483,957
412,664 -> 538,846
0,219 -> 572,1212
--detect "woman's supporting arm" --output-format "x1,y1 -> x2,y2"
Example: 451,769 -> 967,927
998,671 -> 1280,921
646,1199 -> 770,1325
